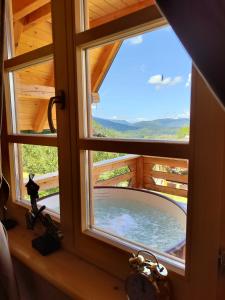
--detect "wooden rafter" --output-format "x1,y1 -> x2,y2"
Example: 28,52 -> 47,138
90,0 -> 155,28
12,0 -> 156,132
91,41 -> 122,91
13,0 -> 50,22
23,3 -> 51,32
19,0 -> 155,33
14,19 -> 25,48
17,83 -> 55,99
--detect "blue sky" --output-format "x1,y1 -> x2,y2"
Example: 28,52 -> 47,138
92,25 -> 192,123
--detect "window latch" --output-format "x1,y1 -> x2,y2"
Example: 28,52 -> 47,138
48,90 -> 65,133
218,249 -> 225,275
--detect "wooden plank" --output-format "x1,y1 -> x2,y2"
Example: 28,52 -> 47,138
95,171 -> 135,187
13,0 -> 50,21
135,156 -> 144,188
24,3 -> 51,31
143,156 -> 188,168
79,138 -> 190,159
17,83 -> 55,99
145,183 -> 188,197
4,43 -> 53,71
90,0 -> 155,28
14,19 -> 25,48
91,41 -> 121,91
7,134 -> 57,147
94,160 -> 136,175
76,5 -> 165,48
144,175 -> 188,189
146,170 -> 188,184
8,226 -> 125,300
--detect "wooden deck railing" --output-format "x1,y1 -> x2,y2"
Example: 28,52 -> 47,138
23,155 -> 188,198
93,155 -> 188,197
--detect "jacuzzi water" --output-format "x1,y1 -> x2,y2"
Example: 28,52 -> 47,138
94,196 -> 186,252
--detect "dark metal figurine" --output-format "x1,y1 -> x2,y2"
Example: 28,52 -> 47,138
0,175 -> 17,230
25,174 -> 63,255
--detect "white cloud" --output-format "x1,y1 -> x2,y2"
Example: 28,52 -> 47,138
92,104 -> 97,110
127,35 -> 143,45
148,74 -> 163,85
148,74 -> 182,89
185,73 -> 192,87
112,116 -> 118,120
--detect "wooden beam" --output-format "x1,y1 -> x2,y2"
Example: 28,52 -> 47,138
93,155 -> 138,174
14,19 -> 25,48
13,0 -> 50,21
136,156 -> 144,188
76,6 -> 165,48
23,3 -> 51,31
4,43 -> 53,72
17,83 -> 55,99
7,134 -> 57,146
91,41 -> 121,91
144,183 -> 188,197
143,156 -> 188,168
95,172 -> 135,187
19,0 -> 155,33
147,170 -> 188,184
79,138 -> 190,159
90,0 -> 155,28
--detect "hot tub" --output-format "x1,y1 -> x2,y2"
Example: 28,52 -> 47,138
38,186 -> 186,257
93,187 -> 186,256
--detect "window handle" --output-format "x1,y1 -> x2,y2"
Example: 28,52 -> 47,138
48,90 -> 65,133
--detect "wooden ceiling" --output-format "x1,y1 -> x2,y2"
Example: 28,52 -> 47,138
11,0 -> 155,132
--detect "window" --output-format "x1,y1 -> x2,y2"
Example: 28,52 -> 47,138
79,26 -> 191,263
4,1 -> 225,299
5,2 -> 60,215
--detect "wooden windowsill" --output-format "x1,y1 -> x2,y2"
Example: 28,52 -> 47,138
8,226 -> 126,300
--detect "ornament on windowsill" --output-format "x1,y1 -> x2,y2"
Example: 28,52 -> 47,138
0,175 -> 17,230
25,174 -> 63,255
125,250 -> 170,300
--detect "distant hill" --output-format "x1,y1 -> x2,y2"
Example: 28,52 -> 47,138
93,117 -> 138,132
134,118 -> 190,129
93,117 -> 189,132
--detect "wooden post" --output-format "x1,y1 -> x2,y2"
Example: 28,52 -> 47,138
135,156 -> 143,188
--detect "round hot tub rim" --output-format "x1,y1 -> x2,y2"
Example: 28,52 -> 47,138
94,186 -> 187,255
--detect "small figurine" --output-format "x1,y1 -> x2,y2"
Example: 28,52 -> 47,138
0,175 -> 17,230
25,174 -> 63,255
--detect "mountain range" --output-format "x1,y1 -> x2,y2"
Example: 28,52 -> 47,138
93,117 -> 189,132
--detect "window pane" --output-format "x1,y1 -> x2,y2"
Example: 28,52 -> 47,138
16,144 -> 60,215
86,26 -> 191,141
85,0 -> 154,30
10,59 -> 56,134
88,151 -> 188,261
10,0 -> 52,57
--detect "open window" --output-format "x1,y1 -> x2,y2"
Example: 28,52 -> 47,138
4,1 -> 60,216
